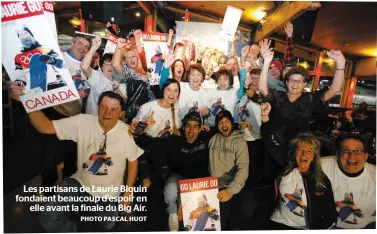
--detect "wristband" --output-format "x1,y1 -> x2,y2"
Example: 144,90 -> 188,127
336,68 -> 345,71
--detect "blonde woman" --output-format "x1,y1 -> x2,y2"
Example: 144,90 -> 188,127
269,133 -> 337,230
112,38 -> 156,123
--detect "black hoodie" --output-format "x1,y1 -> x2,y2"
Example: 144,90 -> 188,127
134,131 -> 212,179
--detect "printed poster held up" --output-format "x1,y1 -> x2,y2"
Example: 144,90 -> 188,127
103,33 -> 119,55
179,177 -> 221,231
2,1 -> 79,113
142,32 -> 169,86
41,1 -> 57,40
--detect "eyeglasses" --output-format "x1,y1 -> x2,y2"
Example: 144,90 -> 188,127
341,149 -> 365,155
288,78 -> 306,85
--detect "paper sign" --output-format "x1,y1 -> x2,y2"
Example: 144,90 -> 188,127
103,33 -> 119,55
179,177 -> 221,231
141,32 -> 169,86
2,1 -> 80,112
220,6 -> 243,41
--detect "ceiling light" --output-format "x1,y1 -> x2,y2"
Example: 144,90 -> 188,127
69,17 -> 81,26
135,12 -> 140,17
253,11 -> 266,21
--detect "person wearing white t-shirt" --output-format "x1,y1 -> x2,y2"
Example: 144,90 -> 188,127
234,68 -> 267,187
270,133 -> 337,230
132,79 -> 181,188
206,68 -> 244,127
178,64 -> 211,123
321,133 -> 376,229
81,36 -> 126,116
19,91 -> 142,232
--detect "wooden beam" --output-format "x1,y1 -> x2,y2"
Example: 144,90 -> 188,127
255,1 -> 312,42
137,1 -> 153,15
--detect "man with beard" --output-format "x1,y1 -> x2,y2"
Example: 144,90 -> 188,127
209,110 -> 256,230
14,25 -> 65,93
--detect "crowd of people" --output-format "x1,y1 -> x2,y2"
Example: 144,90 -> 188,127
6,21 -> 375,231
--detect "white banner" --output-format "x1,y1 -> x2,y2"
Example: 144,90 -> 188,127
103,33 -> 119,55
2,1 -> 79,112
175,21 -> 230,56
220,5 -> 243,41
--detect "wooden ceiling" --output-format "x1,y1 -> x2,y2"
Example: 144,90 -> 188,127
311,2 -> 377,58
169,1 -> 275,24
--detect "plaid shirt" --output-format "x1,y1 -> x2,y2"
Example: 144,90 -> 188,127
284,36 -> 294,64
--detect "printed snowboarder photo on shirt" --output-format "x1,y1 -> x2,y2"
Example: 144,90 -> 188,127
239,101 -> 250,122
336,192 -> 364,225
82,142 -> 113,175
283,184 -> 307,217
14,25 -> 66,93
189,101 -> 199,113
211,97 -> 225,116
158,119 -> 172,138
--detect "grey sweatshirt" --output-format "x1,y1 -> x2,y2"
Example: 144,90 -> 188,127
209,131 -> 249,195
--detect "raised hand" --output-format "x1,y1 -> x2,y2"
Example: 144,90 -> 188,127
244,73 -> 252,87
116,38 -> 127,49
133,29 -> 142,38
261,102 -> 272,117
7,81 -> 25,101
263,50 -> 274,64
241,45 -> 250,59
106,21 -> 112,28
168,29 -> 174,36
240,121 -> 252,131
146,111 -> 156,127
92,36 -> 102,50
164,50 -> 176,67
326,50 -> 345,68
259,38 -> 272,57
284,21 -> 293,37
112,80 -> 120,90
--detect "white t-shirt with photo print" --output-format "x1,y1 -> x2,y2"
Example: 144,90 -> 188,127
321,156 -> 376,229
206,88 -> 239,127
178,82 -> 211,121
53,114 -> 143,197
132,99 -> 181,137
270,168 -> 308,229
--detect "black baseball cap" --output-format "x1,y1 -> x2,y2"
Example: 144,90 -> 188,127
182,111 -> 203,126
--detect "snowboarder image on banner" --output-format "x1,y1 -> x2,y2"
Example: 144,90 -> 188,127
14,25 -> 66,93
72,70 -> 91,95
211,97 -> 225,116
284,183 -> 307,217
336,192 -> 364,225
184,194 -> 219,231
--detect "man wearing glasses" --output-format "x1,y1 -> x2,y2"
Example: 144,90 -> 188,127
258,39 -> 346,184
321,133 -> 376,229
